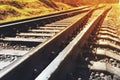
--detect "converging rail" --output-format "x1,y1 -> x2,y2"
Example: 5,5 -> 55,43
35,7 -> 111,80
0,6 -> 92,80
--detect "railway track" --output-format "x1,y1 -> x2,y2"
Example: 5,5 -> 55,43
35,7 -> 112,80
0,5 -> 119,80
35,6 -> 120,80
0,6 -> 90,70
0,6 -> 92,80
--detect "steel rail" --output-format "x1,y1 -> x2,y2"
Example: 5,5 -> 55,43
0,8 -> 93,80
35,7 -> 111,80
